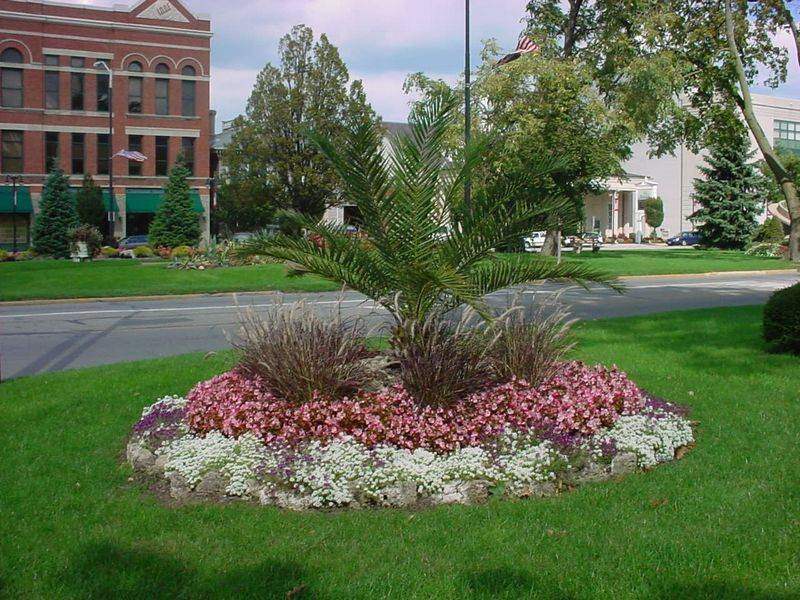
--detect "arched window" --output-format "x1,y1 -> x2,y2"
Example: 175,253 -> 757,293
0,48 -> 24,107
155,63 -> 170,115
1,48 -> 23,63
181,66 -> 196,117
128,61 -> 143,113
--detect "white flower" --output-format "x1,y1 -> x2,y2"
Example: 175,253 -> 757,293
601,414 -> 694,468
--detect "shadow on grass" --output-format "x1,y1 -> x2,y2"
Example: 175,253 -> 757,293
59,541 -> 318,599
462,567 -> 577,599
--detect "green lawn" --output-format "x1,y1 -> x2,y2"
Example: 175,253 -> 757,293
1,306 -> 798,598
1,250 -> 791,303
559,248 -> 792,277
0,259 -> 339,301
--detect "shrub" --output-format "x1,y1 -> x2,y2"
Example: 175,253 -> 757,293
133,245 -> 155,258
0,249 -> 8,262
489,298 -> 576,387
32,169 -> 79,258
148,164 -> 201,248
67,224 -> 103,257
171,245 -> 194,259
233,302 -> 372,404
75,174 -> 106,230
391,312 -> 494,407
745,242 -> 784,258
752,217 -> 787,243
100,246 -> 119,258
643,197 -> 664,238
763,283 -> 800,355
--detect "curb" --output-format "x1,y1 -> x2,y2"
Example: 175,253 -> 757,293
0,269 -> 796,308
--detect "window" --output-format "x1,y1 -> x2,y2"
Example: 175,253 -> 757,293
44,70 -> 60,110
70,57 -> 85,69
181,66 -> 196,116
128,61 -> 143,113
774,119 -> 800,154
155,136 -> 169,176
1,130 -> 23,173
96,72 -> 109,112
71,72 -> 84,111
45,132 -> 59,172
44,55 -> 59,67
0,48 -> 23,108
128,135 -> 143,175
71,133 -> 85,174
180,137 -> 195,175
97,133 -> 109,175
155,64 -> 170,115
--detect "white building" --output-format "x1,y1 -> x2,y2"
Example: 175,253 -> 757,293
614,92 -> 800,239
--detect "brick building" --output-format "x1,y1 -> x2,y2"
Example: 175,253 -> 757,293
0,0 -> 212,250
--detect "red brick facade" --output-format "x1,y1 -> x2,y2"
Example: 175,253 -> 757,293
0,0 -> 212,245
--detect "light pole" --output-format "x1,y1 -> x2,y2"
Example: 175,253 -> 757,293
464,0 -> 471,211
5,174 -> 22,253
94,60 -> 115,238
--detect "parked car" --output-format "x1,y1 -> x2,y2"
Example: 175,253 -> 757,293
117,235 -> 149,251
523,231 -> 548,252
666,231 -> 702,246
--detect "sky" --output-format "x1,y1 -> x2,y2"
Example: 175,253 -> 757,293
64,0 -> 800,126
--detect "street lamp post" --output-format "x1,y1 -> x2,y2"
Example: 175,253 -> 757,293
5,174 -> 22,253
94,60 -> 115,238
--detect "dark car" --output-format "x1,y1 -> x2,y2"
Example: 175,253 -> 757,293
666,232 -> 702,247
118,235 -> 150,250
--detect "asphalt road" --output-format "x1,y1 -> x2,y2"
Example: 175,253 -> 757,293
1,270 -> 796,381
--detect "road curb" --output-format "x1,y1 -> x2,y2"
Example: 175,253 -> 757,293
0,269 -> 796,307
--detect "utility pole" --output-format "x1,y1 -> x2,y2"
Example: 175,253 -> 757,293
5,174 -> 21,253
95,60 -> 115,238
464,0 -> 471,211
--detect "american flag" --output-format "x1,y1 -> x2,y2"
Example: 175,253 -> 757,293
497,35 -> 540,66
114,150 -> 148,162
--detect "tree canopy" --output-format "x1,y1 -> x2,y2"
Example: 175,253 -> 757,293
221,25 -> 379,228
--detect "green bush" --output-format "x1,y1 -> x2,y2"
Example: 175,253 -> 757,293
763,282 -> 800,355
171,245 -> 194,259
67,224 -> 103,257
0,249 -> 8,261
133,245 -> 155,258
752,217 -> 787,243
100,246 -> 119,258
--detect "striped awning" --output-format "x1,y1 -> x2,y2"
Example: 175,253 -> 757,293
0,185 -> 33,213
125,189 -> 204,214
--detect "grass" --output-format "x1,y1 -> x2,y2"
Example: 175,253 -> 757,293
0,259 -> 338,301
0,249 -> 792,302
1,305 -> 798,599
554,249 -> 791,277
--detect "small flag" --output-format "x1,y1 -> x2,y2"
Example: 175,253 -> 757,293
497,35 -> 540,66
114,150 -> 148,162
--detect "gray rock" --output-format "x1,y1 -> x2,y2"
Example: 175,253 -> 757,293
611,452 -> 639,476
571,461 -> 608,484
274,490 -> 315,511
511,482 -> 557,499
127,441 -> 155,471
258,488 -> 275,506
377,482 -> 418,508
154,455 -> 169,473
195,471 -> 227,498
167,473 -> 192,501
460,480 -> 490,504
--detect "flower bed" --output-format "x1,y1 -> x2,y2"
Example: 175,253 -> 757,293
127,362 -> 695,510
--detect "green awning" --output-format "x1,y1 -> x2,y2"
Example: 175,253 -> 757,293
125,189 -> 204,214
69,187 -> 118,213
0,186 -> 33,213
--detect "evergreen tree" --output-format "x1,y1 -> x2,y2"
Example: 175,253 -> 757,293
149,164 -> 200,248
690,126 -> 763,249
32,169 -> 79,258
75,174 -> 106,230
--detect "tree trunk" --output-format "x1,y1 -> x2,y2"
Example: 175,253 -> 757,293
725,0 -> 800,261
541,229 -> 560,257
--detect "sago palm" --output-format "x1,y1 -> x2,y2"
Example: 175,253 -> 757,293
238,95 -> 617,328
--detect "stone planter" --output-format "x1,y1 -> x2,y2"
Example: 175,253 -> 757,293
71,241 -> 91,263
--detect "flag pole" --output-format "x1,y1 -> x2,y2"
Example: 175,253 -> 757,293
464,0 -> 471,212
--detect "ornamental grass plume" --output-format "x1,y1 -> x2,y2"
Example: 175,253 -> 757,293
232,300 -> 372,405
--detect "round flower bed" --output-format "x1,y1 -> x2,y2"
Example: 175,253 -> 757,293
127,361 -> 694,510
